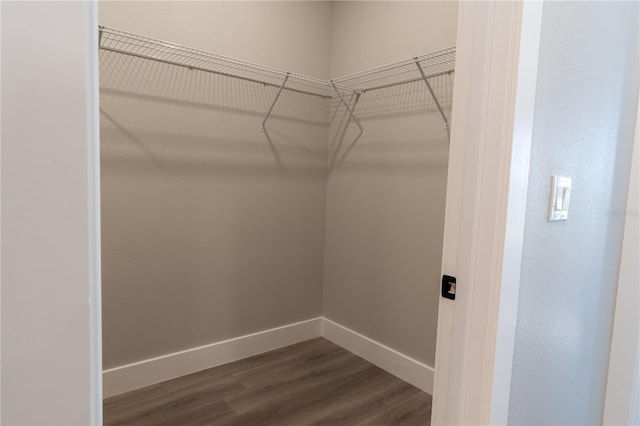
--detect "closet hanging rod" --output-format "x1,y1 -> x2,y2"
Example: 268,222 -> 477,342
99,45 -> 330,99
359,69 -> 454,93
99,26 -> 456,138
332,48 -> 455,82
98,26 -> 338,99
99,26 -> 455,99
331,47 -> 456,92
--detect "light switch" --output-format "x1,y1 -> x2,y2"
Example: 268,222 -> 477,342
548,175 -> 572,221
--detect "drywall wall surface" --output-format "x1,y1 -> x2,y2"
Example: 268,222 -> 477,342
330,1 -> 458,78
1,1 -> 101,424
508,2 -> 639,424
323,1 -> 458,366
99,1 -> 331,368
99,1 -> 333,79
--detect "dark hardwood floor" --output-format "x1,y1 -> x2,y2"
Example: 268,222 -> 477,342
104,337 -> 432,425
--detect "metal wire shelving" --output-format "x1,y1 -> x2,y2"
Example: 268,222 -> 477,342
98,26 -> 456,138
332,48 -> 456,93
99,26 -> 332,98
331,48 -> 456,136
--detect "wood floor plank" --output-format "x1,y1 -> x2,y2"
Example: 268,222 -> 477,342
232,338 -> 345,390
104,383 -> 166,406
103,337 -> 433,426
152,399 -> 236,426
104,376 -> 244,424
225,352 -> 368,415
355,390 -> 432,426
234,364 -> 414,426
229,363 -> 383,425
108,396 -> 235,426
301,376 -> 422,425
104,384 -> 169,422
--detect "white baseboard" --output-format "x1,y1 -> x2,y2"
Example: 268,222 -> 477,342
102,317 -> 322,398
103,316 -> 435,398
320,317 -> 435,395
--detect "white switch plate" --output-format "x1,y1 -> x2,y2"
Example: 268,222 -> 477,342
548,175 -> 572,221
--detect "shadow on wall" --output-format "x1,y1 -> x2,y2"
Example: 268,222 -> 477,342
100,47 -> 453,178
100,49 -> 329,179
99,48 -> 330,368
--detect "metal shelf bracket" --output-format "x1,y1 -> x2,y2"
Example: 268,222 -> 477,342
331,82 -> 364,139
261,73 -> 290,132
415,59 -> 450,137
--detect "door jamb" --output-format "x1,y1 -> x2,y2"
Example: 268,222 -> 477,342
603,92 -> 640,426
431,2 -> 543,424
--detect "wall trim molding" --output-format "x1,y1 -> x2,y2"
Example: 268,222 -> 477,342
103,316 -> 435,398
103,317 -> 322,398
320,317 -> 435,395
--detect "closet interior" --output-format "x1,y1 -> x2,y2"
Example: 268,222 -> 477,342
99,2 -> 457,423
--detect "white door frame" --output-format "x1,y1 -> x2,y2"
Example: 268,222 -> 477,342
431,2 -> 544,424
603,93 -> 640,426
87,3 -> 104,423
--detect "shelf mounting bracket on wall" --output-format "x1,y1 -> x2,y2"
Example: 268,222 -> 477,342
333,91 -> 365,167
261,73 -> 290,132
331,82 -> 365,142
415,59 -> 450,139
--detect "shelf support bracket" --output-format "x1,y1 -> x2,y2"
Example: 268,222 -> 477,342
261,73 -> 290,132
416,60 -> 450,137
331,82 -> 364,139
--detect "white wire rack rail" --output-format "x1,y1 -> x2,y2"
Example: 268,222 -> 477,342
98,26 -> 456,137
332,48 -> 456,138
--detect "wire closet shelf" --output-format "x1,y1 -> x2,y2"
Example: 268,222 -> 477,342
99,26 -> 332,98
99,26 -> 456,134
332,48 -> 456,93
330,47 -> 456,135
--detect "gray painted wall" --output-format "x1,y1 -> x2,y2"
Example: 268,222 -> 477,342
99,1 -> 458,370
323,1 -> 458,366
508,2 -> 639,424
99,1 -> 333,368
